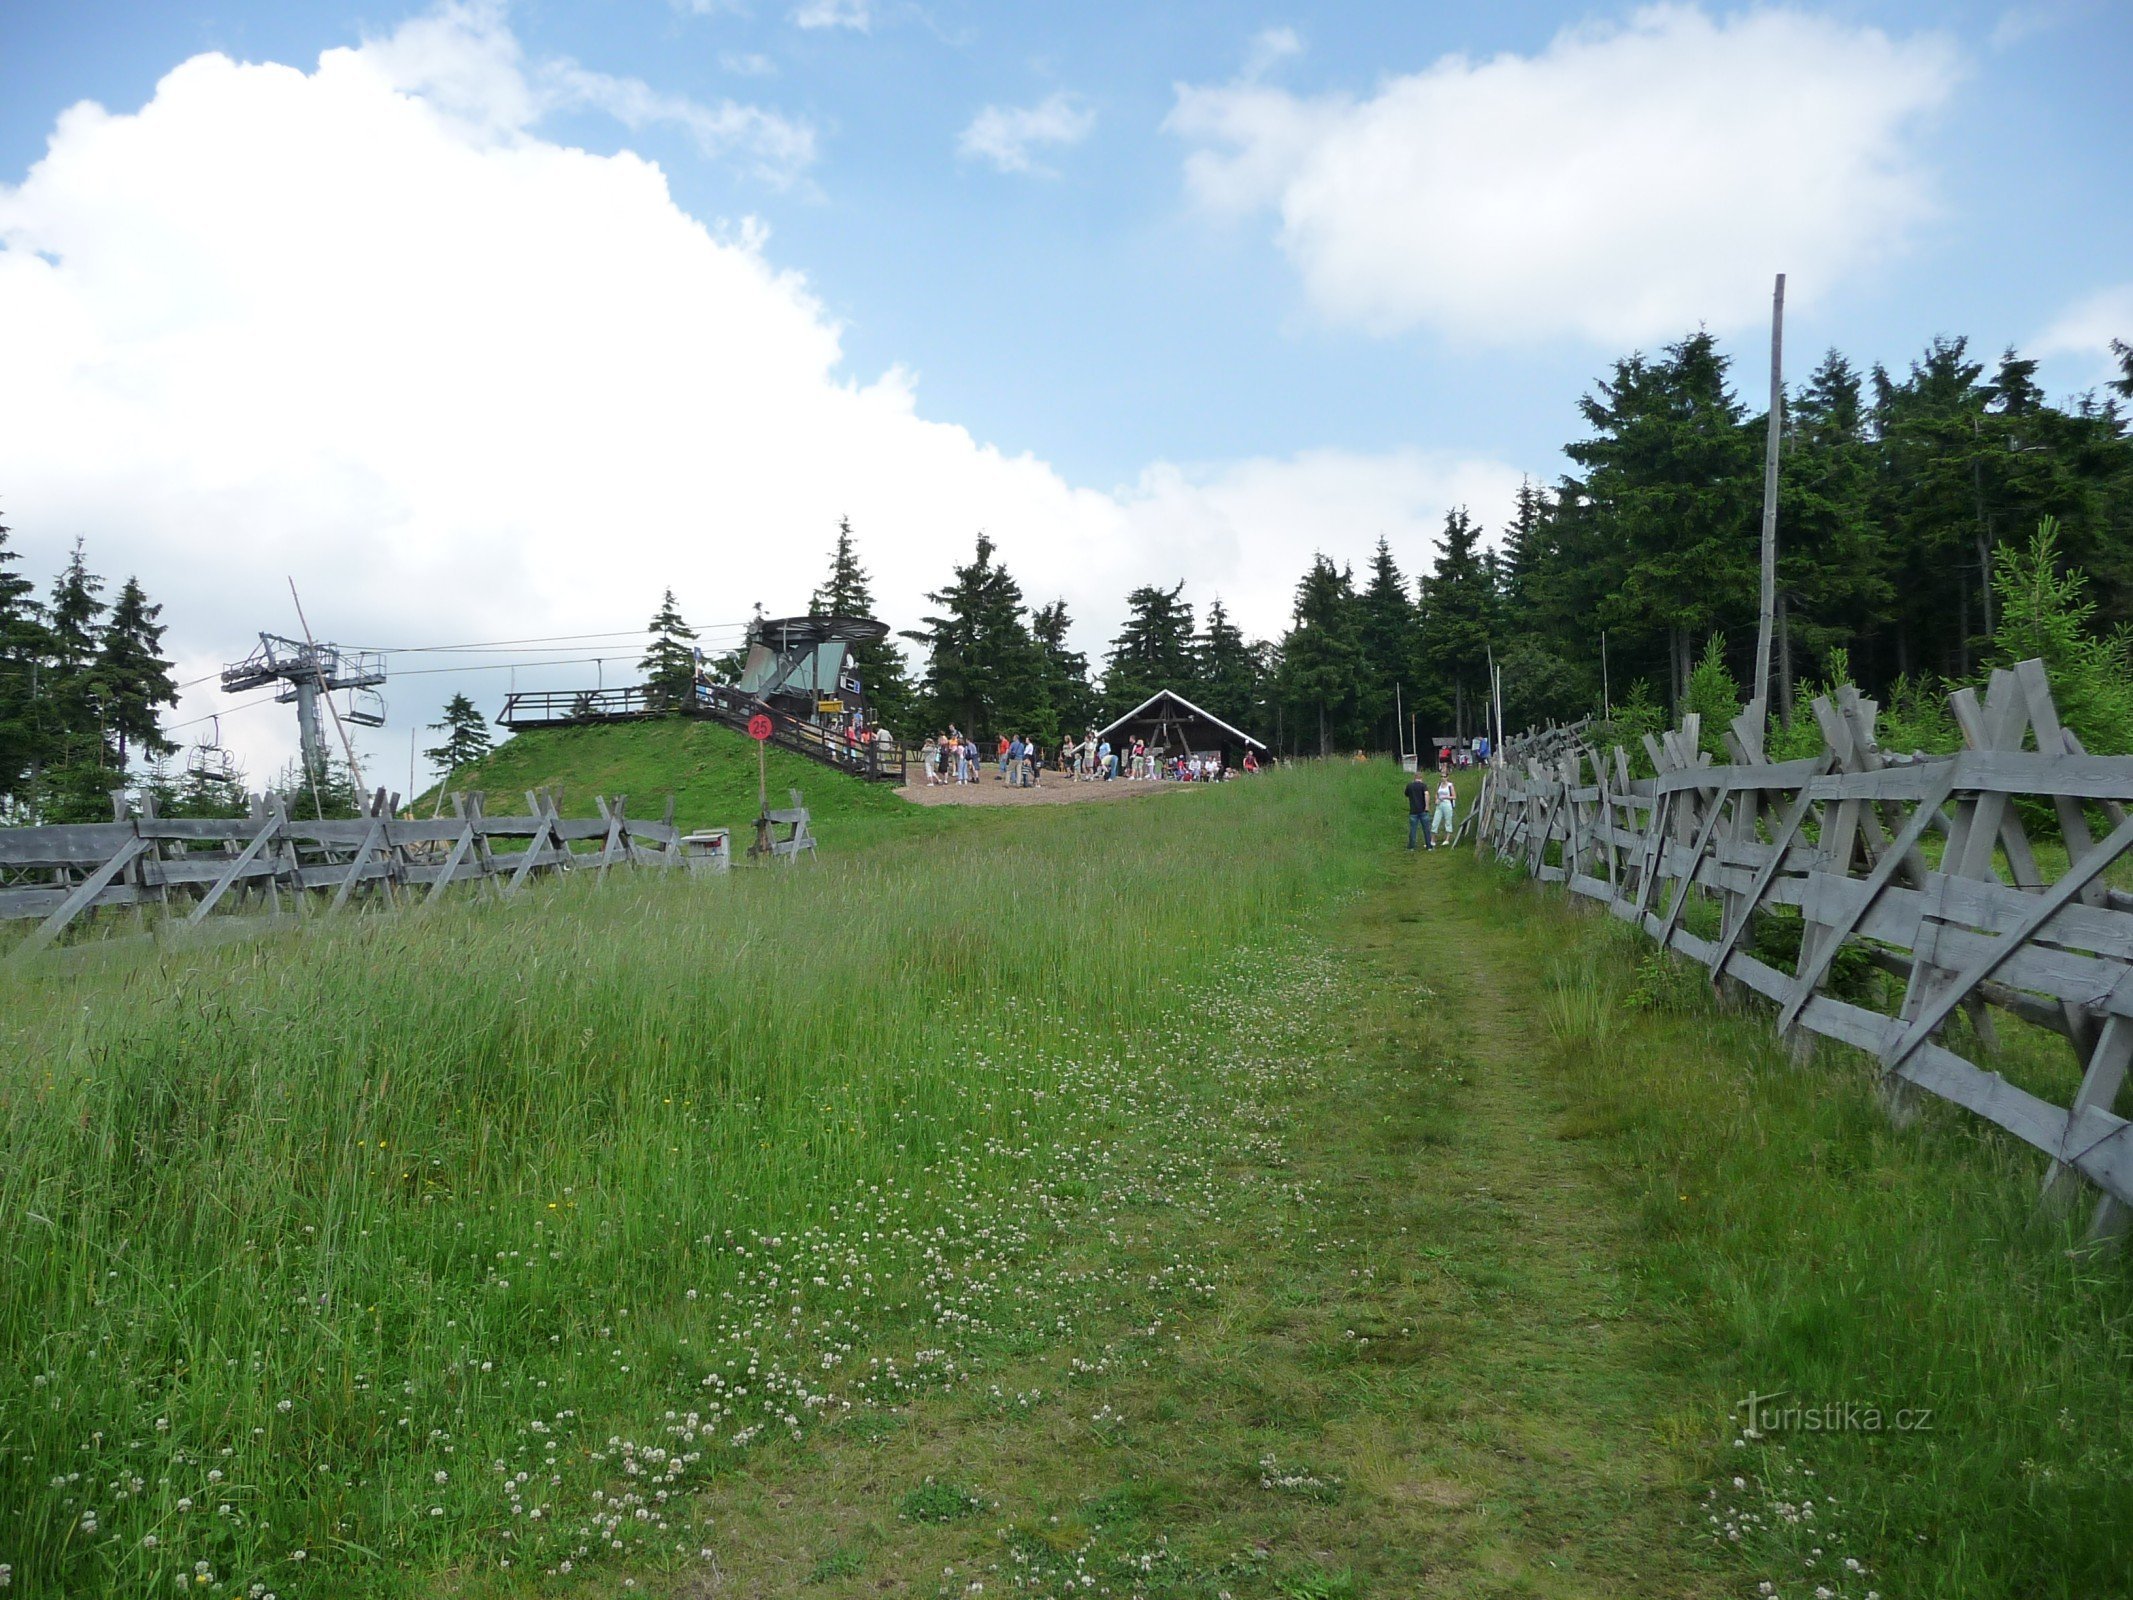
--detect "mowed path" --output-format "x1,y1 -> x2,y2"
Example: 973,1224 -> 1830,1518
650,846 -> 1723,1598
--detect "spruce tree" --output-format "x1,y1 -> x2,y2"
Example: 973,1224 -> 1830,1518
1101,582 -> 1196,717
97,577 -> 179,767
1030,600 -> 1099,738
903,533 -> 1046,738
40,537 -> 116,814
0,511 -> 54,809
1276,556 -> 1364,756
1419,509 -> 1495,739
809,518 -> 915,733
1195,597 -> 1261,733
1357,537 -> 1417,751
1778,350 -> 1886,699
1566,332 -> 1758,704
425,692 -> 494,773
640,589 -> 699,708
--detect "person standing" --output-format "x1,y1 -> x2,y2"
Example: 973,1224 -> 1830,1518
921,736 -> 940,785
1405,768 -> 1432,851
1433,770 -> 1457,847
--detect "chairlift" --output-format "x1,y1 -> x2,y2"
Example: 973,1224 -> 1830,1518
343,687 -> 387,728
185,716 -> 239,784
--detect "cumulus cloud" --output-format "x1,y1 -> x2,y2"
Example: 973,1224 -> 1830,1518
1168,4 -> 1961,345
957,92 -> 1097,175
0,5 -> 1511,782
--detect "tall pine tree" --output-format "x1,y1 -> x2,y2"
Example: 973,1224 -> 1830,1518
809,518 -> 915,733
903,533 -> 1047,738
1276,556 -> 1363,756
1195,597 -> 1261,733
0,511 -> 54,809
1101,582 -> 1196,717
1419,508 -> 1495,739
640,590 -> 698,707
97,576 -> 179,767
1357,537 -> 1417,751
1031,599 -> 1099,738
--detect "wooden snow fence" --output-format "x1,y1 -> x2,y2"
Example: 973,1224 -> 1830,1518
1,786 -> 684,964
1469,659 -> 2133,1239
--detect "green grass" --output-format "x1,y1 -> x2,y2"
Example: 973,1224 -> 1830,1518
6,754 -> 2131,1599
423,717 -> 938,852
0,764 -> 1372,1598
1515,869 -> 2133,1599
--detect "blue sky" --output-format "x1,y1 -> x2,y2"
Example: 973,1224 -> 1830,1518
1,0 -> 2128,779
7,0 -> 2127,483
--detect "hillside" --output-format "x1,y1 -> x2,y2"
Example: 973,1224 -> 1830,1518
424,717 -> 931,850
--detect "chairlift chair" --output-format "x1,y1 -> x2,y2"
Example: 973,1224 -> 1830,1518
185,716 -> 239,784
343,687 -> 388,728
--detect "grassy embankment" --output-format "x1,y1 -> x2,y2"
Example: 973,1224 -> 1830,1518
420,719 -> 938,853
1505,858 -> 2133,1598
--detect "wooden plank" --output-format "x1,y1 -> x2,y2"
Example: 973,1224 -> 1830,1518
7,836 -> 153,959
425,820 -> 478,905
1706,766 -> 1825,980
0,822 -> 140,866
1880,812 -> 2133,1075
329,815 -> 389,914
187,816 -> 284,925
1779,763 -> 1958,1035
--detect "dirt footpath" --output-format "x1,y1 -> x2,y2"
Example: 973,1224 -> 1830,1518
897,773 -> 1213,806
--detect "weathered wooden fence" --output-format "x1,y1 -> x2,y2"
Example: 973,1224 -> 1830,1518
1470,659 -> 2133,1237
1,786 -> 684,963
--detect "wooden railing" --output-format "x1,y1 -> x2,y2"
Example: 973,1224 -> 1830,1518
1470,659 -> 2133,1238
1,786 -> 683,963
496,682 -> 908,785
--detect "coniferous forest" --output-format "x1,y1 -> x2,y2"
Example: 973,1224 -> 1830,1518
894,330 -> 2133,758
5,328 -> 2131,823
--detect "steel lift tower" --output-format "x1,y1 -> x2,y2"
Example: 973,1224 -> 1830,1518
221,634 -> 388,783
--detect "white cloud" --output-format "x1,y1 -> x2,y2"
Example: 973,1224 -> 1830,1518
792,0 -> 871,31
0,5 -> 1510,782
721,52 -> 779,78
1241,26 -> 1304,81
1989,2 -> 2093,50
957,92 -> 1096,176
2033,283 -> 2133,383
1168,4 -> 1961,345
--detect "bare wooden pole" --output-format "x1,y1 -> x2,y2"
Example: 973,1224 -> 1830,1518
289,578 -> 368,799
1753,273 -> 1786,717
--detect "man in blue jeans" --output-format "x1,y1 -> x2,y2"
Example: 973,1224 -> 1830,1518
1405,769 -> 1434,849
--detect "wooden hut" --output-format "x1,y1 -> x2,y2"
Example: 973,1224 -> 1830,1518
1096,690 -> 1266,764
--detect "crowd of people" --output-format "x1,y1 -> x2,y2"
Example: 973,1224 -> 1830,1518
918,728 -> 1262,788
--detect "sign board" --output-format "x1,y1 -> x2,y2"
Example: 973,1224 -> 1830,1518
817,698 -> 845,714
747,714 -> 774,742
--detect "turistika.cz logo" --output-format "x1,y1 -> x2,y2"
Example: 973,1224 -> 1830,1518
1736,1390 -> 1934,1435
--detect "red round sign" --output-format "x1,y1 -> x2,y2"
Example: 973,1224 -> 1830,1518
747,714 -> 774,741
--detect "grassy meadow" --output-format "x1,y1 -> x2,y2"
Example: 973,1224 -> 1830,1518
0,764 -> 1375,1598
4,756 -> 2132,1599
